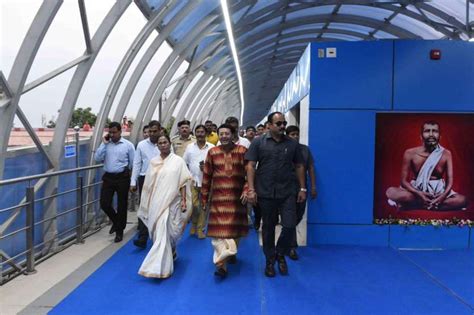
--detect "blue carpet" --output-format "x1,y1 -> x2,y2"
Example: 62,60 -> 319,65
50,230 -> 474,315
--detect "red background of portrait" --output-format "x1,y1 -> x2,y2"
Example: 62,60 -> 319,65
374,113 -> 474,220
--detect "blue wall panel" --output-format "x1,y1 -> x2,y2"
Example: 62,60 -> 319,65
393,40 -> 474,111
308,224 -> 389,246
310,41 -> 393,110
0,143 -> 97,262
390,226 -> 470,249
308,110 -> 375,224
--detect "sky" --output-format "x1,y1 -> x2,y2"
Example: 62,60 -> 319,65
1,0 -> 188,128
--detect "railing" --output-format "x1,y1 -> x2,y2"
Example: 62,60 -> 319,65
0,164 -> 106,285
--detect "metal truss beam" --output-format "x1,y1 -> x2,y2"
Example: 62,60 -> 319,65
130,14 -> 220,143
0,0 -> 63,179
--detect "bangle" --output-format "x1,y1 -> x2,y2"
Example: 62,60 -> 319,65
300,188 -> 307,192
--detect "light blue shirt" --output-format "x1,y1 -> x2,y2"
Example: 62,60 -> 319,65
94,137 -> 135,174
131,138 -> 160,186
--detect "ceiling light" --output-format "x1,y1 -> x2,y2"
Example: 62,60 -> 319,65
220,0 -> 245,124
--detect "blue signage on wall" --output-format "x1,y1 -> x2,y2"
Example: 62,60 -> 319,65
64,145 -> 76,158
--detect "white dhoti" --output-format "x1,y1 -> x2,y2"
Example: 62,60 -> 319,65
388,145 -> 456,207
211,238 -> 238,265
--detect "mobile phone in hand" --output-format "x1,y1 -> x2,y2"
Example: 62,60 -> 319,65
105,134 -> 111,141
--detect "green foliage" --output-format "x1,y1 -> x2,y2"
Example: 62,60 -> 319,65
70,107 -> 97,128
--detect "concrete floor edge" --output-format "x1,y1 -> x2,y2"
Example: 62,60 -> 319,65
17,229 -> 135,315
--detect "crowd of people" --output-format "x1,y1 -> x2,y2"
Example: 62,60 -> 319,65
94,111 -> 317,279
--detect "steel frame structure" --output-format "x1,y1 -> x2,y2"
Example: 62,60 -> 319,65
1,0 -> 472,254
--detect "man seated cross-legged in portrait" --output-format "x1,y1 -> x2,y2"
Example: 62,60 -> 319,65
386,121 -> 468,211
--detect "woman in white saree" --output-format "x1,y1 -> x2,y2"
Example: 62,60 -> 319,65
137,135 -> 192,278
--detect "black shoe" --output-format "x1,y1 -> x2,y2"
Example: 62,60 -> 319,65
288,249 -> 299,261
264,262 -> 276,277
133,239 -> 147,249
172,249 -> 178,262
109,225 -> 116,235
276,255 -> 288,275
227,255 -> 237,264
214,267 -> 227,278
254,221 -> 260,230
114,230 -> 123,243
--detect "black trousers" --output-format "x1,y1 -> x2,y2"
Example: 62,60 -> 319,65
259,195 -> 296,263
253,203 -> 262,225
100,171 -> 130,232
137,175 -> 148,241
288,200 -> 306,248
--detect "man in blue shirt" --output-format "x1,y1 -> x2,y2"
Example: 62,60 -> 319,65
130,120 -> 161,248
95,122 -> 135,242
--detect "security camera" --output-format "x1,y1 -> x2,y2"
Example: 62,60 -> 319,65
73,125 -> 80,132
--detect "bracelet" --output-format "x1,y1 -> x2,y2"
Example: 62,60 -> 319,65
300,188 -> 307,192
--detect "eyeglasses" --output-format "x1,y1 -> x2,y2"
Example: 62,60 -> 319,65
274,121 -> 287,127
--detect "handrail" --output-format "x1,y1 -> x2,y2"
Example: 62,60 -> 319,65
0,164 -> 103,186
0,162 -> 107,285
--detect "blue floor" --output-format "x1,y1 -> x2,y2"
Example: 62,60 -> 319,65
50,229 -> 474,315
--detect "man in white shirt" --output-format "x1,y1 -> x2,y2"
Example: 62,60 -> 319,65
130,120 -> 161,248
183,124 -> 215,239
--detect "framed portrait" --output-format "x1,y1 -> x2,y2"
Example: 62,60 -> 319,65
374,113 -> 474,221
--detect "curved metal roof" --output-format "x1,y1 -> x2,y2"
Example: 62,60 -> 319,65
138,0 -> 473,125
0,0 -> 473,180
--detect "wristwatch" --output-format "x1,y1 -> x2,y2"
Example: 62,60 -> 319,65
300,188 -> 307,192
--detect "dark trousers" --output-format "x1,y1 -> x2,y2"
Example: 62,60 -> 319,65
100,171 -> 130,232
259,195 -> 296,263
288,200 -> 306,248
253,203 -> 262,225
137,175 -> 148,241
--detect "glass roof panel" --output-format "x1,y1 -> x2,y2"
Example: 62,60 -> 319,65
391,14 -> 444,39
281,23 -> 327,34
240,34 -> 278,54
232,5 -> 251,24
428,0 -> 470,24
169,1 -> 219,42
238,16 -> 281,41
145,0 -> 166,12
321,33 -> 360,41
286,5 -> 336,20
372,30 -> 398,39
279,35 -> 316,43
338,5 -> 392,21
405,4 -> 447,25
246,0 -> 280,16
329,22 -> 373,34
160,0 -> 188,26
193,34 -> 221,60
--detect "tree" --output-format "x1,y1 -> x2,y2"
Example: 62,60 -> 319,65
70,107 -> 97,128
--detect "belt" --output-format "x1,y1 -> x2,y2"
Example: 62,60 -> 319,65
104,169 -> 130,176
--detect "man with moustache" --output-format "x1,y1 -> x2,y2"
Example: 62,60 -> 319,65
183,124 -> 215,239
130,120 -> 161,248
386,121 -> 468,211
172,119 -> 195,157
245,126 -> 257,143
